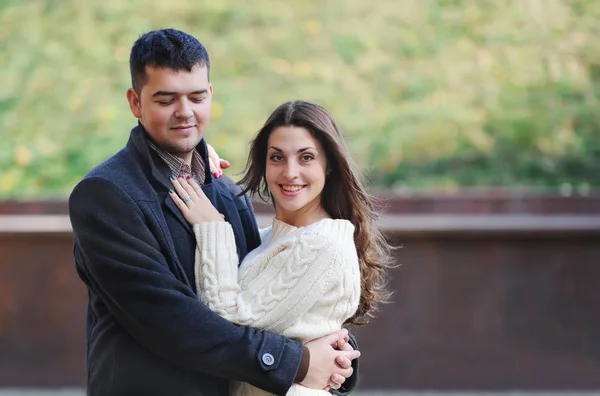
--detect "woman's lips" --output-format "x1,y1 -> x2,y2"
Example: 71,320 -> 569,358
279,185 -> 305,196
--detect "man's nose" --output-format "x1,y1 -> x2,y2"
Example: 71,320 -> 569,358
175,99 -> 193,119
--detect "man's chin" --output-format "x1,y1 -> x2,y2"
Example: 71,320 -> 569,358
163,141 -> 200,158
171,137 -> 202,150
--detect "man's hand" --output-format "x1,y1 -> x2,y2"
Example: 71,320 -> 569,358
301,329 -> 360,390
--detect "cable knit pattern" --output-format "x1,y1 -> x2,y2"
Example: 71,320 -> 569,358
193,218 -> 361,396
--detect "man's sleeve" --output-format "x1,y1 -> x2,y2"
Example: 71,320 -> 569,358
69,176 -> 303,395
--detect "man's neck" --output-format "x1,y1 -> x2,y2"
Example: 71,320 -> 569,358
145,137 -> 207,186
178,152 -> 193,166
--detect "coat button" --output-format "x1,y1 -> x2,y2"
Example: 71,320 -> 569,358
262,353 -> 275,366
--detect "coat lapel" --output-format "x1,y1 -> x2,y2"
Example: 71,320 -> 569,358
128,123 -> 217,237
163,193 -> 194,235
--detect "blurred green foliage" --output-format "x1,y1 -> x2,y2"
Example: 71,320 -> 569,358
2,0 -> 600,198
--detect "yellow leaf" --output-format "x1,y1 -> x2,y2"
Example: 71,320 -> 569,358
303,20 -> 321,36
211,102 -> 224,120
14,146 -> 32,166
293,61 -> 311,77
272,59 -> 292,75
95,105 -> 119,123
0,171 -> 17,192
211,132 -> 229,147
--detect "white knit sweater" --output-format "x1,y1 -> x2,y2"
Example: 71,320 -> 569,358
193,218 -> 361,396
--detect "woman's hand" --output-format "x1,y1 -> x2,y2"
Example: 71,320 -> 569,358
206,143 -> 230,179
169,176 -> 225,224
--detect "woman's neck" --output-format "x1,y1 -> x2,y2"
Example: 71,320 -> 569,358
275,203 -> 330,228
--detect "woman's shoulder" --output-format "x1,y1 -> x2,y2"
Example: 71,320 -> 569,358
300,218 -> 355,247
267,217 -> 355,248
259,226 -> 273,241
306,218 -> 354,234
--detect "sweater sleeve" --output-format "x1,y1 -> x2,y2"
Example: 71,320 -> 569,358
193,222 -> 242,317
193,222 -> 343,334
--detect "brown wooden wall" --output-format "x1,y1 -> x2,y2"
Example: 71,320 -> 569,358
1,195 -> 599,390
0,232 -> 84,386
353,230 -> 600,390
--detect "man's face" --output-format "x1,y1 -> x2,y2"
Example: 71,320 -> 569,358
127,65 -> 212,163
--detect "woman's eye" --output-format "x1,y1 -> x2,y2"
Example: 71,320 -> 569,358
270,154 -> 284,161
157,101 -> 173,105
301,154 -> 314,161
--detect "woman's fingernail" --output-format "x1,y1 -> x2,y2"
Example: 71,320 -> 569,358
213,172 -> 218,178
168,188 -> 174,193
186,175 -> 191,180
170,175 -> 176,180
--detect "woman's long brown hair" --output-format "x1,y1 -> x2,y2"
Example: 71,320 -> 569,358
239,100 -> 394,325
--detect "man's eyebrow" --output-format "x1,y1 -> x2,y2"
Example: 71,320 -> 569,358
151,89 -> 208,98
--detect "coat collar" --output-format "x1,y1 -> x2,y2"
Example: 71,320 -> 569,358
127,122 -> 214,190
126,122 -> 215,234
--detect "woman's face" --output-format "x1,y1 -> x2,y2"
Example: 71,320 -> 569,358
265,125 -> 328,226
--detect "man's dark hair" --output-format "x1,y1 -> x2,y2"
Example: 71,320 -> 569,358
129,28 -> 210,93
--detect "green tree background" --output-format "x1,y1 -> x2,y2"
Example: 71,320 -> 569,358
1,0 -> 600,198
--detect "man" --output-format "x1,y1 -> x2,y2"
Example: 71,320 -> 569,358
69,28 -> 360,396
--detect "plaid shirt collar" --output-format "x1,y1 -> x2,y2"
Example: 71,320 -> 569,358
146,138 -> 206,186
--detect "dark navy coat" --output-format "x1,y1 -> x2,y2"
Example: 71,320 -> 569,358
69,125 -> 304,396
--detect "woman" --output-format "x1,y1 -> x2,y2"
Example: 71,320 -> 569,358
169,100 -> 393,395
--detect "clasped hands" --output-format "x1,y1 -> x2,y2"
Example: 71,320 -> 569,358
301,328 -> 359,391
